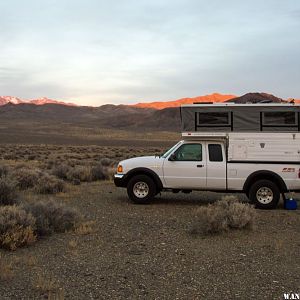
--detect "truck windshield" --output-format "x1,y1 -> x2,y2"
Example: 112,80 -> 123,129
161,141 -> 182,158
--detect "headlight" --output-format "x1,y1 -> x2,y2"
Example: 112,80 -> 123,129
117,165 -> 123,173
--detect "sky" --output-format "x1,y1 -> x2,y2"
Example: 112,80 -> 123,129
0,0 -> 299,106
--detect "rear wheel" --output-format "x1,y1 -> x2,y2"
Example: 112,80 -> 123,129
127,175 -> 156,204
248,179 -> 280,209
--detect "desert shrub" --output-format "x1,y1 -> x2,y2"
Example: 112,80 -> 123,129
0,165 -> 8,178
191,196 -> 256,235
12,163 -> 28,170
11,168 -> 41,190
90,164 -> 106,181
0,255 -> 14,280
105,167 -> 116,180
45,160 -> 56,170
0,206 -> 36,250
3,154 -> 15,160
0,177 -> 18,205
227,201 -> 256,229
27,154 -> 36,161
34,174 -> 65,194
23,199 -> 81,236
51,164 -> 71,180
100,158 -> 112,167
67,166 -> 92,182
191,205 -> 228,234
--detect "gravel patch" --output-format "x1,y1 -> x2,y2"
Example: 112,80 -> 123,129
0,182 -> 299,299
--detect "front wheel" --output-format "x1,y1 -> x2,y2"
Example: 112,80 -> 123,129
127,175 -> 156,204
248,179 -> 280,209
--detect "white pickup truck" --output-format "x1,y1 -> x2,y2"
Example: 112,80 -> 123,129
114,104 -> 300,209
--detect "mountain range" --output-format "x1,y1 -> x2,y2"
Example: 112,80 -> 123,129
0,93 -> 299,135
0,96 -> 77,107
132,93 -> 236,109
1,92 -> 299,109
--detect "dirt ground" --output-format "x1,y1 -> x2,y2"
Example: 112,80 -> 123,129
1,182 -> 299,300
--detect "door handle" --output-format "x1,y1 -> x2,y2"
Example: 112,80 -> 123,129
197,164 -> 204,168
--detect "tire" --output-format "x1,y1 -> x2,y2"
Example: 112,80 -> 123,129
248,179 -> 280,209
127,175 -> 156,204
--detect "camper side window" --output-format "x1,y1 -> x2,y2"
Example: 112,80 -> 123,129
208,144 -> 223,162
174,144 -> 202,161
262,112 -> 297,126
196,112 -> 230,126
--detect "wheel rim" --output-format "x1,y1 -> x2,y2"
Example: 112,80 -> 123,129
256,187 -> 273,204
133,181 -> 149,198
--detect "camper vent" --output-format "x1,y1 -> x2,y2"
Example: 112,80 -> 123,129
193,102 -> 213,105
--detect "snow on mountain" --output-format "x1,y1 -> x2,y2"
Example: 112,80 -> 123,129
0,96 -> 77,106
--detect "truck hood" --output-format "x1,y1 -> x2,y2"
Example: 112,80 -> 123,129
120,156 -> 164,173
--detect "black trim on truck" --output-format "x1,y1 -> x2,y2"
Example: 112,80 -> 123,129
114,175 -> 126,187
229,160 -> 300,164
114,168 -> 164,191
243,170 -> 288,193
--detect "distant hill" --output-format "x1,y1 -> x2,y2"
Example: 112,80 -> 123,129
226,93 -> 284,103
0,92 -> 298,134
132,93 -> 236,109
0,96 -> 77,106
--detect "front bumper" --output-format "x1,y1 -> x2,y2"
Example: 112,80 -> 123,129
114,174 -> 127,187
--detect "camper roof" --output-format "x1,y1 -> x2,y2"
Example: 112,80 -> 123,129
181,103 -> 299,108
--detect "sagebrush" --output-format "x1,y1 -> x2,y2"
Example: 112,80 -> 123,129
0,165 -> 8,178
12,167 -> 41,190
23,199 -> 81,236
34,174 -> 65,194
0,177 -> 19,205
0,206 -> 36,250
191,196 -> 256,234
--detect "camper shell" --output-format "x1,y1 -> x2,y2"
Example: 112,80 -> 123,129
181,103 -> 300,163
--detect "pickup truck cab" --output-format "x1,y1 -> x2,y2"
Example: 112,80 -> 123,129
114,138 -> 300,209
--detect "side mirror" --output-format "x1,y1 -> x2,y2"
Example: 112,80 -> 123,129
169,153 -> 176,161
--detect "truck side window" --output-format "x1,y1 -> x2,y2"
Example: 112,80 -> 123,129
208,144 -> 223,162
174,144 -> 202,161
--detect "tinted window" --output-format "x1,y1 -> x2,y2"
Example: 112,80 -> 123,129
174,144 -> 202,161
208,144 -> 223,162
197,112 -> 229,125
263,112 -> 296,125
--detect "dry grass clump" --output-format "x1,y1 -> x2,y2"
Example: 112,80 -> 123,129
90,164 -> 107,181
75,221 -> 95,235
67,166 -> 92,182
11,167 -> 41,190
0,177 -> 19,205
50,159 -> 114,184
0,164 -> 9,178
34,174 -> 65,194
23,199 -> 81,236
100,158 -> 112,167
0,255 -> 14,280
0,206 -> 36,250
34,271 -> 64,299
0,254 -> 14,281
191,196 -> 256,235
51,164 -> 71,180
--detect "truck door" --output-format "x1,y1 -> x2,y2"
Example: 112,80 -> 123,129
162,142 -> 207,189
206,143 -> 226,190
